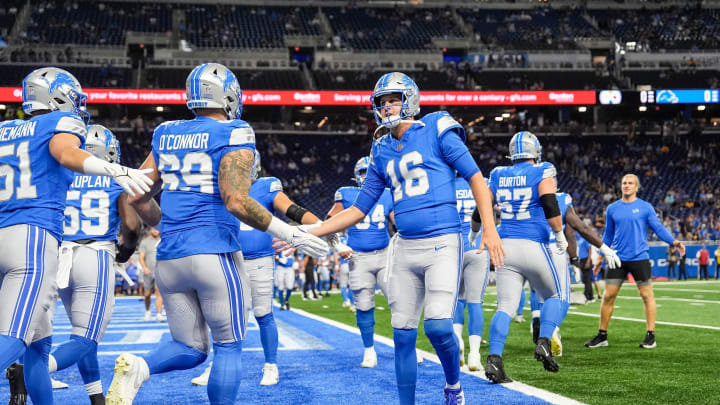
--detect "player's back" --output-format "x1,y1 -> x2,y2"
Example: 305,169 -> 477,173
151,116 -> 256,260
63,174 -> 125,242
371,111 -> 462,239
336,185 -> 392,252
239,176 -> 282,259
490,161 -> 556,244
455,176 -> 479,252
547,192 -> 572,244
0,111 -> 86,241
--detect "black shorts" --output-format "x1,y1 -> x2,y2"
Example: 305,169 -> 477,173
606,259 -> 652,284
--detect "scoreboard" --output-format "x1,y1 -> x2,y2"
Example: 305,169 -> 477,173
599,89 -> 719,105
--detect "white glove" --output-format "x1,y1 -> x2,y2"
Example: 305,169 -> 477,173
468,229 -> 480,248
599,244 -> 622,270
83,155 -> 153,197
553,231 -> 568,255
267,217 -> 329,258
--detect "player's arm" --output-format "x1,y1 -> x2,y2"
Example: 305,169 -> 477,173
138,250 -> 150,276
538,177 -> 562,233
647,206 -> 685,256
565,206 -> 603,247
127,153 -> 163,227
49,132 -> 153,197
327,202 -> 345,218
601,206 -> 615,248
273,192 -> 320,225
564,223 -> 578,259
115,193 -> 142,263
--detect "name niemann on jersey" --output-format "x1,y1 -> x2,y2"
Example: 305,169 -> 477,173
158,132 -> 210,151
498,176 -> 527,187
0,121 -> 37,142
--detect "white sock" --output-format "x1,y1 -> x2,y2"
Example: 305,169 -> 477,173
469,335 -> 481,354
453,324 -> 464,351
364,346 -> 375,352
531,310 -> 541,318
48,354 -> 58,373
145,310 -> 151,316
445,382 -> 461,390
85,380 -> 102,396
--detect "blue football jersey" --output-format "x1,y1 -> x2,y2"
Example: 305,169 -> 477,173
239,177 -> 283,259
151,116 -> 256,260
455,177 -> 480,252
0,111 -> 86,242
337,234 -> 349,264
277,251 -> 294,268
362,111 -> 468,239
489,161 -> 557,243
335,186 -> 393,252
63,174 -> 125,242
548,192 -> 572,243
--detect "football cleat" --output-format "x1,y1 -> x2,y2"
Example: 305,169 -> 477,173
485,354 -> 512,384
6,363 -> 27,405
143,312 -> 152,322
260,363 -> 279,386
467,351 -> 483,372
584,333 -> 608,348
514,315 -> 525,323
361,347 -> 378,368
531,317 -> 540,345
89,393 -> 106,405
639,332 -> 656,349
551,329 -> 563,357
51,378 -> 69,389
156,313 -> 166,322
106,353 -> 150,405
444,386 -> 465,405
191,363 -> 212,386
534,337 -> 559,372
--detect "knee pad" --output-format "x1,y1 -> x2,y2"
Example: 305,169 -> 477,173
353,289 -> 374,312
356,309 -> 375,329
423,319 -> 454,346
255,312 -> 275,328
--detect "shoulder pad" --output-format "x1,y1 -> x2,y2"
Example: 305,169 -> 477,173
54,113 -> 87,138
268,177 -> 283,193
229,125 -> 255,146
434,111 -> 465,141
538,162 -> 556,179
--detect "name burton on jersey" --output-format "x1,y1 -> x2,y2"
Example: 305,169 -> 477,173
498,176 -> 527,187
71,175 -> 112,189
158,132 -> 210,151
0,121 -> 37,142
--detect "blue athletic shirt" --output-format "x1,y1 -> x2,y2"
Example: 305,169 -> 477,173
455,176 -> 481,252
335,186 -> 393,252
151,116 -> 256,260
354,111 -> 480,239
0,111 -> 86,242
602,198 -> 675,261
277,251 -> 294,268
63,174 -> 125,241
239,177 -> 283,259
489,161 -> 557,244
576,234 -> 591,260
548,192 -> 572,243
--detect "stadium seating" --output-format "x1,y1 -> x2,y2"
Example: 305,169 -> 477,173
0,64 -> 131,87
145,67 -> 305,90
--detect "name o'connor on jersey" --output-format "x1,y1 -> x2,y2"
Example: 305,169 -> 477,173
71,175 -> 112,189
157,132 -> 210,151
498,176 -> 527,188
0,121 -> 37,142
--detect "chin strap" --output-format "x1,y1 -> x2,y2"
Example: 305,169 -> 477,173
374,120 -> 425,138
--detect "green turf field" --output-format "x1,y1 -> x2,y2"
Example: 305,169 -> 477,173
289,280 -> 720,405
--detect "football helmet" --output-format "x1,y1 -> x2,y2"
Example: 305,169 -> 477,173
354,156 -> 370,185
22,67 -> 88,122
186,63 -> 243,119
508,131 -> 542,161
371,72 -> 420,129
251,149 -> 261,181
86,124 -> 121,164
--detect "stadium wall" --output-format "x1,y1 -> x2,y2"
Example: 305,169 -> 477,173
648,242 -> 719,279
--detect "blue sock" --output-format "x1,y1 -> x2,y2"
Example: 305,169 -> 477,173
284,289 -> 292,302
143,340 -> 207,375
517,287 -> 526,316
424,319 -> 460,386
530,289 -> 543,312
341,287 -> 348,301
393,328 -> 418,405
273,286 -> 278,300
356,309 -> 375,348
0,335 -> 27,370
77,345 -> 100,384
349,291 -> 355,304
51,335 -> 96,371
467,303 -> 484,336
539,298 -> 563,339
488,311 -> 512,356
24,337 -> 52,405
277,290 -> 284,304
453,299 -> 466,325
255,313 -> 278,363
560,300 -> 570,326
208,341 -> 242,405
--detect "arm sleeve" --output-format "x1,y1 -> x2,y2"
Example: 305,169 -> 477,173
439,130 -> 480,181
55,114 -> 87,141
647,205 -> 675,244
353,162 -> 385,214
602,206 -> 614,247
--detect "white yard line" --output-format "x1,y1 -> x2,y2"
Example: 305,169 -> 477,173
614,296 -> 720,304
652,288 -> 720,293
566,310 -> 720,331
290,307 -> 586,405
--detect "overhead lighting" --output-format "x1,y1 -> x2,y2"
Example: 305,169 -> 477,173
638,106 -> 647,112
0,104 -> 5,110
155,106 -> 164,112
578,106 -> 587,112
501,113 -> 511,118
698,105 -> 706,111
495,116 -> 503,122
304,106 -> 313,111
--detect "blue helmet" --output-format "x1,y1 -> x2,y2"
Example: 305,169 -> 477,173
354,156 -> 370,185
86,124 -> 121,164
186,63 -> 243,119
250,149 -> 261,181
22,67 -> 89,123
509,131 -> 542,162
371,72 -> 420,129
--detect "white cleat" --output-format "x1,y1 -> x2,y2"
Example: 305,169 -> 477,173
156,313 -> 166,322
191,363 -> 212,386
360,347 -> 377,368
260,363 -> 279,386
514,315 -> 525,323
106,353 -> 150,405
416,348 -> 424,364
467,351 -> 483,372
51,378 -> 69,389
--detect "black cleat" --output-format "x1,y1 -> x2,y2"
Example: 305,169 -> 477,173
89,393 -> 105,405
485,354 -> 512,384
534,337 -> 559,372
639,332 -> 656,349
584,332 -> 608,348
284,301 -> 290,310
6,363 -> 27,405
531,317 -> 540,345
